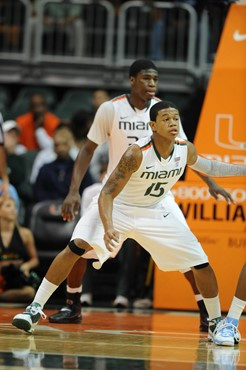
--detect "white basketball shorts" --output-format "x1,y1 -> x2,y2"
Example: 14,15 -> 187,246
71,194 -> 208,272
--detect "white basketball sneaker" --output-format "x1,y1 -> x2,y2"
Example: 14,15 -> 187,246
213,318 -> 241,346
12,303 -> 46,334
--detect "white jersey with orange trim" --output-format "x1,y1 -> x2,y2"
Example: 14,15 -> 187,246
88,95 -> 160,176
115,136 -> 188,207
72,134 -> 207,271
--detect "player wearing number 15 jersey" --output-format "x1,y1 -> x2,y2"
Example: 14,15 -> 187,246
12,60 -> 233,333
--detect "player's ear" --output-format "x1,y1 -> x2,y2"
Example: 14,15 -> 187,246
149,120 -> 156,131
129,76 -> 135,86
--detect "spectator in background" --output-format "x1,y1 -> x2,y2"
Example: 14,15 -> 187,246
92,90 -> 110,114
16,94 -> 60,151
2,120 -> 26,203
30,111 -> 93,185
1,120 -> 36,220
0,113 -> 9,197
0,115 -> 19,210
33,124 -> 93,202
69,110 -> 93,149
0,196 -> 39,302
2,120 -> 26,155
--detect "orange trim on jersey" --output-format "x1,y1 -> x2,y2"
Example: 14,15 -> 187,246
198,153 -> 207,158
175,138 -> 186,145
140,142 -> 152,151
112,95 -> 126,103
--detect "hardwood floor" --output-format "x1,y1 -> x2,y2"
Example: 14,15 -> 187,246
0,306 -> 245,369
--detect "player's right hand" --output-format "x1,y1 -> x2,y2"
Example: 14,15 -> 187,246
104,228 -> 120,252
61,191 -> 80,222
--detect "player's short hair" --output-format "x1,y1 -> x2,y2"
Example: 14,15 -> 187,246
129,59 -> 157,77
150,101 -> 178,121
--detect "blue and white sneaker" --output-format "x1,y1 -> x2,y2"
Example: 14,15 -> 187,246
12,303 -> 46,334
213,318 -> 241,346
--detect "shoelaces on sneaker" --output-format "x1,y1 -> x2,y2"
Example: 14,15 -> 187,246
26,305 -> 47,320
216,321 -> 241,341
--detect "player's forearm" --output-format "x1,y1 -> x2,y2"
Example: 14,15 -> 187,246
69,145 -> 94,193
189,156 -> 246,177
193,170 -> 215,186
98,191 -> 114,231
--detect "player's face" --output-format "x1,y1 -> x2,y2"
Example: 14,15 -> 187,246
131,69 -> 159,102
154,108 -> 180,138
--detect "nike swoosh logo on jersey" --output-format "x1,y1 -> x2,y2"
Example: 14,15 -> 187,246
163,213 -> 170,218
120,116 -> 128,119
146,165 -> 155,169
233,30 -> 246,42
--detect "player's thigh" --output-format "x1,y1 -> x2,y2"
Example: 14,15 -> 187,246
134,209 -> 208,271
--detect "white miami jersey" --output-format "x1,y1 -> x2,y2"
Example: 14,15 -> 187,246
87,95 -> 160,176
115,136 -> 188,207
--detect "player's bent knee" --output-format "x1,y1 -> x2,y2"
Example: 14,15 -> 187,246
68,240 -> 85,256
193,262 -> 209,270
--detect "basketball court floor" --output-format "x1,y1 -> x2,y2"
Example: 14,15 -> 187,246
0,305 -> 245,369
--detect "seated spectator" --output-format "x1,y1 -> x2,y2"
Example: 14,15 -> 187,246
30,116 -> 92,185
0,180 -> 20,212
0,112 -> 10,197
70,110 -> 94,149
0,196 -> 39,302
2,120 -> 26,155
30,111 -> 95,184
2,120 -> 26,202
2,120 -> 38,214
30,123 -> 73,185
16,94 -> 60,151
33,125 -> 93,202
92,89 -> 110,114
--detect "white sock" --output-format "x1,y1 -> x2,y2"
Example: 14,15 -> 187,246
195,294 -> 203,302
33,278 -> 58,308
228,296 -> 246,321
203,295 -> 221,321
67,285 -> 82,294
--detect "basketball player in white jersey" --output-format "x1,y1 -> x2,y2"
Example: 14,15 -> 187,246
12,61 -> 233,334
49,59 -> 231,328
96,100 -> 244,346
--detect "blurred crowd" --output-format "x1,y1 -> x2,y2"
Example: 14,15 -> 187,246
0,88 -> 153,309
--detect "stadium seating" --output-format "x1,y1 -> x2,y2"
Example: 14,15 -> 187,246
53,89 -> 93,120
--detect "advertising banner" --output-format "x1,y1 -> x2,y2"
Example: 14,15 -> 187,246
154,3 -> 246,311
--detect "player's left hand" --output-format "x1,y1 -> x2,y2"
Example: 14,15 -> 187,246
208,183 -> 234,203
